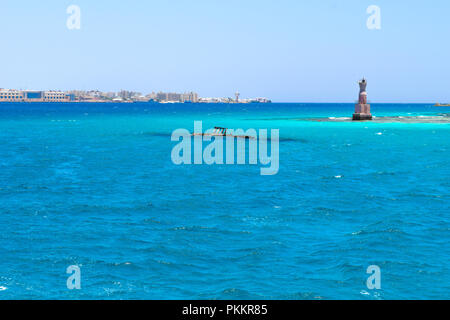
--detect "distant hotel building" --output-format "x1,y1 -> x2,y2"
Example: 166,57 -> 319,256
44,91 -> 71,102
156,91 -> 199,103
0,89 -> 72,102
0,89 -> 24,102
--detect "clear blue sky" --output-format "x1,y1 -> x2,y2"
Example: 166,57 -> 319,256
0,0 -> 449,102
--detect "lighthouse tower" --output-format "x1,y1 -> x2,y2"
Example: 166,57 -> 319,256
353,78 -> 372,120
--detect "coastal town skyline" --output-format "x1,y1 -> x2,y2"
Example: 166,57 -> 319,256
1,86 -> 448,104
0,87 -> 271,103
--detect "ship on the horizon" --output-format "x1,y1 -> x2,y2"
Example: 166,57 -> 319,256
434,103 -> 450,107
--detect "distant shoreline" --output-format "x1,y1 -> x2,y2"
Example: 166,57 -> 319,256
0,100 -> 273,105
0,101 -> 445,105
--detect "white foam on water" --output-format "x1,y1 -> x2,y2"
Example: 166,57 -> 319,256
0,286 -> 7,291
334,175 -> 342,179
376,132 -> 383,135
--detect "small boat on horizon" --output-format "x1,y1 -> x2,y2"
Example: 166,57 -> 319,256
434,103 -> 450,107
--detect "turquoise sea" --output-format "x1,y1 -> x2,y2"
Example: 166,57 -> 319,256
0,102 -> 449,299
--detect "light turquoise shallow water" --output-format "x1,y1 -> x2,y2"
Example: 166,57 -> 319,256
0,102 -> 449,299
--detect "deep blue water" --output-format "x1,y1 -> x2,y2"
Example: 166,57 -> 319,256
0,102 -> 449,299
